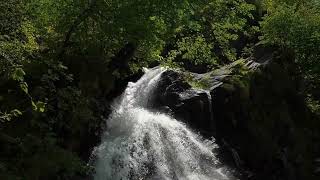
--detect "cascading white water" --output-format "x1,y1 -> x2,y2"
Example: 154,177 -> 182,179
92,67 -> 232,180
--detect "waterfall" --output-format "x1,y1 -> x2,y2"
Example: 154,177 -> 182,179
92,67 -> 232,180
205,91 -> 215,133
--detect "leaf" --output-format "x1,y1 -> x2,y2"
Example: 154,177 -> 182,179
149,16 -> 156,21
20,82 -> 29,94
12,68 -> 26,81
32,101 -> 37,111
11,109 -> 22,117
32,101 -> 46,112
36,101 -> 46,112
58,63 -> 68,70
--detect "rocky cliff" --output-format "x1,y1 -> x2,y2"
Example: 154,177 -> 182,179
152,55 -> 319,180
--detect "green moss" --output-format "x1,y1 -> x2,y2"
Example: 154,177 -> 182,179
231,59 -> 251,76
184,73 -> 212,90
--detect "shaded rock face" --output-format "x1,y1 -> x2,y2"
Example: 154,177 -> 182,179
152,70 -> 216,134
153,58 -> 317,180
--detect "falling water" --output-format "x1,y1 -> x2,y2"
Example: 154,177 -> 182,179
92,67 -> 232,180
205,91 -> 214,132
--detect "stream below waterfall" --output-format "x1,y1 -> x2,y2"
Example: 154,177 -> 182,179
92,67 -> 233,180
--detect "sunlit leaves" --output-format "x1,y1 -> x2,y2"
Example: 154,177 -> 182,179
32,101 -> 46,113
21,21 -> 40,53
0,109 -> 22,122
0,0 -> 24,36
21,0 -> 255,72
19,83 -> 29,95
177,35 -> 217,65
165,0 -> 255,67
11,109 -> 23,117
12,68 -> 26,82
260,1 -> 320,73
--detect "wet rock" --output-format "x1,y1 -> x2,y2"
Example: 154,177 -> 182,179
154,56 -> 317,180
153,70 -> 216,134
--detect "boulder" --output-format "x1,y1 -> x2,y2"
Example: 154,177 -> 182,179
152,70 -> 216,134
154,56 -> 317,180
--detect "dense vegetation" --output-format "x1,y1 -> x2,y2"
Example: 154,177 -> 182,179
0,0 -> 319,179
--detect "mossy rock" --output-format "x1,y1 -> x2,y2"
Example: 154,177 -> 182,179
157,57 -> 317,179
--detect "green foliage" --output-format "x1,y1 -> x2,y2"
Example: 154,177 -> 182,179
0,0 -> 44,122
306,95 -> 320,116
0,0 -> 24,36
2,0 -> 319,179
165,0 -> 256,68
177,35 -> 217,66
0,1 -> 95,179
0,109 -> 22,123
12,68 -> 26,82
260,0 -> 320,114
32,101 -> 46,113
260,0 -> 320,72
0,58 -> 97,179
22,0 -> 255,72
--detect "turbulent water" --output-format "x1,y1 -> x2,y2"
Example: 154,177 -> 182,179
92,67 -> 232,180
